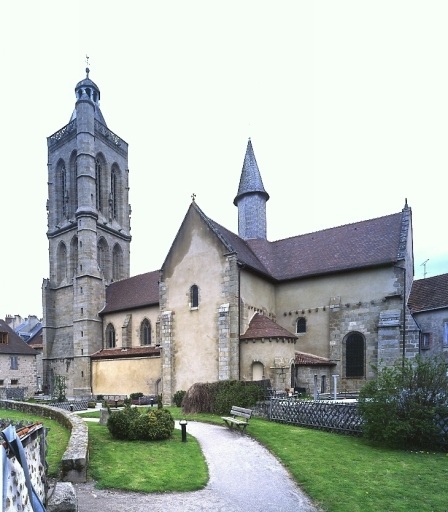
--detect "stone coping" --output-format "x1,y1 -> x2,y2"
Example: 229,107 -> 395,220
0,399 -> 88,483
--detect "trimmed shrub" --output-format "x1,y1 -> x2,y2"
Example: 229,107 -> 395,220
359,355 -> 448,451
212,380 -> 264,415
182,380 -> 265,415
134,409 -> 175,440
129,392 -> 144,400
107,405 -> 175,441
107,405 -> 141,440
172,390 -> 186,407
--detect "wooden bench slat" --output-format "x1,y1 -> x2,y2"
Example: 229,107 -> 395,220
221,405 -> 253,433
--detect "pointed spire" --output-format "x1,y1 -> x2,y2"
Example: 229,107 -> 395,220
233,138 -> 269,206
234,139 -> 269,240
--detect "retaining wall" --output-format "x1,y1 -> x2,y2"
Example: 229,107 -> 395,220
0,399 -> 88,483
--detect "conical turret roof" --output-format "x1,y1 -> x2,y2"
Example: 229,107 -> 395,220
234,139 -> 269,205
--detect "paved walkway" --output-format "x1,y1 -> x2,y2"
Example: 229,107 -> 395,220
74,420 -> 321,511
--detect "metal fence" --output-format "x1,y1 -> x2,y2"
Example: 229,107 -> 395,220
269,398 -> 363,435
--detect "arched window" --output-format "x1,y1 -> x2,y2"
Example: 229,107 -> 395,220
110,168 -> 117,219
105,323 -> 116,349
69,151 -> 78,218
70,236 -> 78,277
95,158 -> 102,211
112,243 -> 123,282
97,237 -> 110,281
296,317 -> 306,333
345,332 -> 365,377
141,319 -> 151,345
57,242 -> 67,285
190,284 -> 199,308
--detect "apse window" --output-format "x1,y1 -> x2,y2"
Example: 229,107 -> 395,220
190,284 -> 199,309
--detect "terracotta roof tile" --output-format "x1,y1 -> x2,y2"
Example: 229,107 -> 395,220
294,351 -> 336,366
408,273 -> 448,313
91,346 -> 161,360
240,313 -> 298,340
101,271 -> 160,314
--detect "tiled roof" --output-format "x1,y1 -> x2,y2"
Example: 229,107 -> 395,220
91,346 -> 161,360
408,273 -> 448,313
294,351 -> 336,366
207,208 -> 404,281
0,320 -> 37,355
100,271 -> 160,314
240,313 -> 298,340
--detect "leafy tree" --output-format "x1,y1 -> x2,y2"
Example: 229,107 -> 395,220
358,355 -> 448,451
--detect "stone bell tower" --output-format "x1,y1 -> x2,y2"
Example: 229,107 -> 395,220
42,66 -> 131,397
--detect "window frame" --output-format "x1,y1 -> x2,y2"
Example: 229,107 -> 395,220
296,317 -> 306,334
190,284 -> 199,309
105,323 -> 116,349
345,332 -> 365,378
420,332 -> 431,350
141,319 -> 152,346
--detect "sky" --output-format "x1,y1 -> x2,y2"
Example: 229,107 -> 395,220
2,1 -> 448,319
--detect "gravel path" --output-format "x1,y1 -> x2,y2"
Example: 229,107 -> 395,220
74,421 -> 321,511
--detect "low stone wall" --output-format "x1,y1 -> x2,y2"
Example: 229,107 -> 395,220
0,399 -> 88,483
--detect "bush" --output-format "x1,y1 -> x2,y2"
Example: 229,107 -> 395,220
107,405 -> 141,440
358,355 -> 448,451
172,390 -> 186,407
129,392 -> 144,400
135,409 -> 175,440
212,380 -> 264,415
182,380 -> 265,415
107,405 -> 175,441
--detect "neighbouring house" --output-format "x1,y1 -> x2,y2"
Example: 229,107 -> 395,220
408,273 -> 448,360
42,69 -> 420,402
0,319 -> 38,399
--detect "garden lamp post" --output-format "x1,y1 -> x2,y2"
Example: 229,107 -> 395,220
179,419 -> 188,442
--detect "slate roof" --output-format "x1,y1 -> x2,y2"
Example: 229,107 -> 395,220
28,327 -> 43,350
91,346 -> 161,360
294,351 -> 336,366
234,139 -> 270,205
408,273 -> 448,313
240,313 -> 298,340
100,271 -> 160,315
0,320 -> 37,355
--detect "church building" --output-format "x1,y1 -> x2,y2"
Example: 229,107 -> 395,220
42,70 -> 418,402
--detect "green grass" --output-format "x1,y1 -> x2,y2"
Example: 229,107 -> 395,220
165,408 -> 448,512
7,406 -> 448,511
87,421 -> 208,492
0,408 -> 70,477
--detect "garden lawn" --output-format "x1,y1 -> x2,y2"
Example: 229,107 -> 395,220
87,421 -> 208,492
0,408 -> 70,477
166,408 -> 448,512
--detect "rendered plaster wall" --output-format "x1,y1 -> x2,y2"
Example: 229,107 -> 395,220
161,209 -> 239,400
275,266 -> 398,359
101,306 -> 160,349
92,356 -> 161,396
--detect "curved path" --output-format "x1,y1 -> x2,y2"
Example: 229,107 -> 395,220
74,420 -> 321,511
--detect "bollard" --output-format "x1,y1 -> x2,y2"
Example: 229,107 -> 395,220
179,419 -> 188,442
